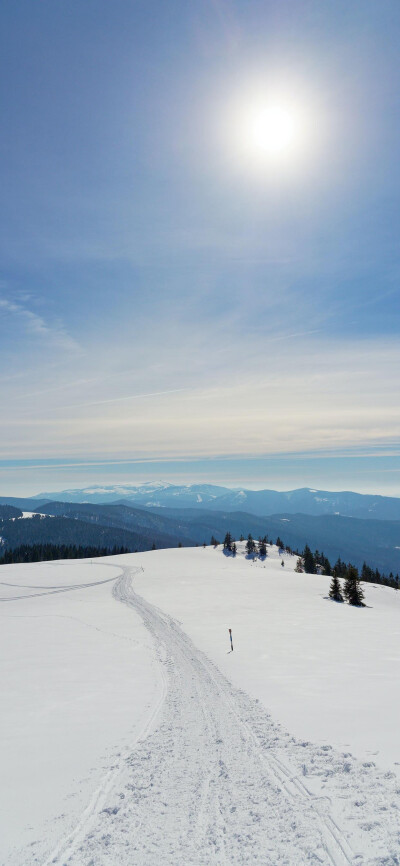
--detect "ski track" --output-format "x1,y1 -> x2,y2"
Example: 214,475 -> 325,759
0,575 -> 118,602
10,565 -> 400,866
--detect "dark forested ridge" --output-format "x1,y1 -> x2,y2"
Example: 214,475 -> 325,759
33,501 -> 197,540
1,496 -> 400,574
0,544 -> 130,564
0,514 -> 195,554
0,505 -> 22,521
142,507 -> 400,574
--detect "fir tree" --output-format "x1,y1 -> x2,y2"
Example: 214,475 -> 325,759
223,531 -> 232,552
303,544 -> 316,574
246,533 -> 256,555
333,557 -> 346,578
322,556 -> 332,576
343,565 -> 365,606
258,536 -> 267,557
329,573 -> 343,602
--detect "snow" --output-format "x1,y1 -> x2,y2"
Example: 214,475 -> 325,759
9,512 -> 50,521
132,544 -> 400,773
2,546 -> 400,864
0,560 -> 159,864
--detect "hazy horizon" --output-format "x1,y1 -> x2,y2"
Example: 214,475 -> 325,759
2,462 -> 400,500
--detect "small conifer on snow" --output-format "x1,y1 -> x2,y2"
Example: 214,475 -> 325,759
343,565 -> 365,606
329,573 -> 344,602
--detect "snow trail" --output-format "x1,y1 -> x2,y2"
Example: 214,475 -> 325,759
41,566 -> 357,866
16,562 -> 400,866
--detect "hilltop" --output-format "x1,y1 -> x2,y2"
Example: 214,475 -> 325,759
1,544 -> 400,864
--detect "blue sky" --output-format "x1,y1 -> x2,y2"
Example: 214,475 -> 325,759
1,0 -> 400,496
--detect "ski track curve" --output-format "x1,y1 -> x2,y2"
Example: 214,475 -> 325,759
12,565 -> 400,866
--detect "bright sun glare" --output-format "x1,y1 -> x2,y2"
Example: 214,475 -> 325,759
226,85 -> 311,174
248,102 -> 298,156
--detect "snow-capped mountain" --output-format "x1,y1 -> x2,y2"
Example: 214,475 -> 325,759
34,482 -> 231,507
33,482 -> 400,520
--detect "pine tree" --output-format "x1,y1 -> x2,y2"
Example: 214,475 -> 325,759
303,544 -> 316,574
223,531 -> 232,552
246,533 -> 256,555
333,557 -> 346,578
322,555 -> 332,576
329,573 -> 343,602
343,565 -> 365,606
258,536 -> 267,557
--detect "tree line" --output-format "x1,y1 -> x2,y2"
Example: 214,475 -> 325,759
219,531 -> 294,559
0,543 -> 131,564
214,532 -> 399,607
300,547 -> 400,591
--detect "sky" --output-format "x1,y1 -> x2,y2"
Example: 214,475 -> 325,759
1,0 -> 400,496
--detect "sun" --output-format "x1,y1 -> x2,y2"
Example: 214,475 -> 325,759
247,102 -> 298,157
222,84 -> 311,175
238,95 -> 304,167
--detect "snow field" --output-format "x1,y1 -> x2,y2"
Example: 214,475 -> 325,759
0,560 -> 160,864
2,544 -> 400,864
131,543 -> 400,772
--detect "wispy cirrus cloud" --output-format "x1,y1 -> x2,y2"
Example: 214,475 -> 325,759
0,296 -> 81,354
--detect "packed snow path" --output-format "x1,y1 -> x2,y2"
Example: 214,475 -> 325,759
113,571 -> 353,866
36,564 -> 399,866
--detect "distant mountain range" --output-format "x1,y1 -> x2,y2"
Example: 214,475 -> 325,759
29,481 -> 400,521
1,495 -> 400,574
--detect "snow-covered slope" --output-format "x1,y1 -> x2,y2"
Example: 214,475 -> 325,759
0,560 -> 159,864
1,546 -> 400,864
